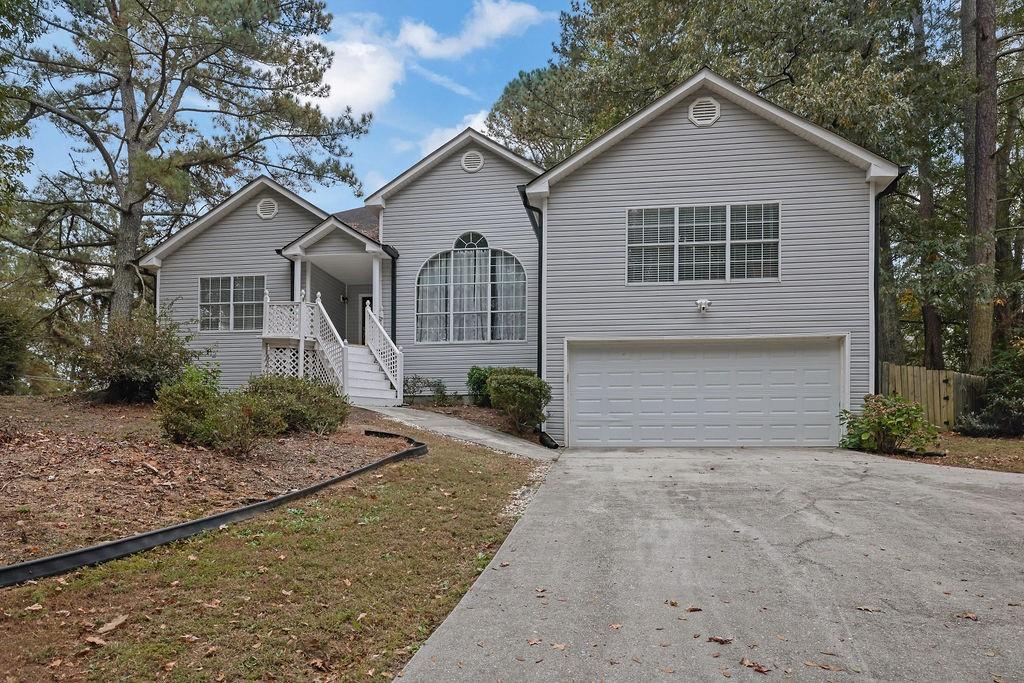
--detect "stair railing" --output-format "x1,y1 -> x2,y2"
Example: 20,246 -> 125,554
313,292 -> 348,391
364,301 -> 404,403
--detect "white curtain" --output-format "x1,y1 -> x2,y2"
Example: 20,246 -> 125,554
452,248 -> 489,341
490,251 -> 526,341
416,253 -> 449,342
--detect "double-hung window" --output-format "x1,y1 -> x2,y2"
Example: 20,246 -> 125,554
199,274 -> 265,331
626,202 -> 780,283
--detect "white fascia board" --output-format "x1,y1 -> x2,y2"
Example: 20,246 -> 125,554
281,216 -> 382,258
525,68 -> 900,195
139,176 -> 329,268
364,128 -> 542,207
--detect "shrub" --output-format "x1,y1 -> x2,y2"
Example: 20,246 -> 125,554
467,366 -> 535,406
156,365 -> 221,446
487,373 -> 551,433
404,374 -> 454,406
839,394 -> 939,454
207,391 -> 286,456
956,344 -> 1024,437
244,374 -> 350,435
0,298 -> 32,394
73,313 -> 198,403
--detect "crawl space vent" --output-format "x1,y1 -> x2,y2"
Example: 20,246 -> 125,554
256,197 -> 278,220
460,149 -> 485,173
688,96 -> 721,127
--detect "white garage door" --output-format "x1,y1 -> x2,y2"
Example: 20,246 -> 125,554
568,338 -> 842,447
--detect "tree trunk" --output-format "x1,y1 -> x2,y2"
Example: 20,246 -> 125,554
877,217 -> 906,365
109,200 -> 143,320
967,0 -> 997,371
913,5 -> 944,370
993,105 -> 1019,347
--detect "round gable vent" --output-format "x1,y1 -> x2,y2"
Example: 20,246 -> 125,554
688,96 -> 721,127
460,149 -> 484,173
256,197 -> 278,220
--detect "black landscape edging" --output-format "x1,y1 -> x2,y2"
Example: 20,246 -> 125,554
0,430 -> 427,589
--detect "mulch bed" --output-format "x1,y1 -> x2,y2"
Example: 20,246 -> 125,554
878,432 -> 1024,474
414,403 -> 526,437
0,398 -> 408,565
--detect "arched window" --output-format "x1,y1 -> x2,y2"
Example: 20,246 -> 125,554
416,235 -> 526,343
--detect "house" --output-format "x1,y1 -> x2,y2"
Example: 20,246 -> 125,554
140,68 -> 900,448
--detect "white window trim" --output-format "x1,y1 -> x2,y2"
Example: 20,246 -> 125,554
197,273 -> 266,333
624,201 -> 783,285
414,246 -> 529,346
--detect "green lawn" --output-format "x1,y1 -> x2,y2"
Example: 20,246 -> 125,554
0,424 -> 537,681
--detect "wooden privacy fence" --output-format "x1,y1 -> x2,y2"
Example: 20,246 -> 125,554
880,363 -> 986,429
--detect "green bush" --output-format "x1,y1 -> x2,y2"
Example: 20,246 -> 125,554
156,365 -> 221,446
467,366 -> 535,406
839,394 -> 939,454
0,298 -> 32,394
404,374 -> 454,406
244,374 -> 350,435
73,313 -> 199,403
207,391 -> 286,456
487,373 -> 550,433
956,344 -> 1024,437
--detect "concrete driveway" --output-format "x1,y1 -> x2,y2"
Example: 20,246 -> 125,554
400,448 -> 1024,681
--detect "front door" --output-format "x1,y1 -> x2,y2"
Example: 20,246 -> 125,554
359,295 -> 373,344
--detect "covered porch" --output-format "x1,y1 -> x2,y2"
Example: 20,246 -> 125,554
260,217 -> 403,406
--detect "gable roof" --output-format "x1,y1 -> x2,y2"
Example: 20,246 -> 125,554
333,206 -> 380,241
280,215 -> 382,259
139,176 -> 328,268
364,128 -> 543,207
524,68 -> 900,201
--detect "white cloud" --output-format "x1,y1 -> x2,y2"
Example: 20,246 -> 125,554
418,110 -> 489,157
389,137 -> 416,153
398,0 -> 553,60
319,14 -> 405,115
408,63 -> 479,99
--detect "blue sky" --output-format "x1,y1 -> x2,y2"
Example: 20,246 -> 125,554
309,0 -> 565,210
24,1 -> 566,214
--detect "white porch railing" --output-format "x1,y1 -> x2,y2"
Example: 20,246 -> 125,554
364,302 -> 404,404
261,290 -> 347,390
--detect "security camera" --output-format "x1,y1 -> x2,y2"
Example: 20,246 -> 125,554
695,298 -> 711,313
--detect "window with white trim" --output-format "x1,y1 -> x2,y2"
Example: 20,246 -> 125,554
199,275 -> 265,331
626,203 -> 780,283
416,233 -> 527,343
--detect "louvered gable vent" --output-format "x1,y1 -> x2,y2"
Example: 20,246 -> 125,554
460,149 -> 484,173
688,96 -> 721,127
256,197 -> 278,219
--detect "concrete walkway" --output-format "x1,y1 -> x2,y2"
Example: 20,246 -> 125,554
400,447 -> 1024,681
371,406 -> 557,461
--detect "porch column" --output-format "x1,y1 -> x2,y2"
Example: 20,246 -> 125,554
372,256 -> 382,316
292,258 -> 303,301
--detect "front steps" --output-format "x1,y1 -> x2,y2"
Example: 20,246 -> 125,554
344,344 -> 400,407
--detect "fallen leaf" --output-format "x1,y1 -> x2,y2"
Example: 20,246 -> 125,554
708,636 -> 733,645
179,634 -> 199,643
661,666 -> 675,673
205,646 -> 220,657
740,657 -> 771,674
527,638 -> 542,646
687,606 -> 703,612
856,606 -> 883,613
722,669 -> 732,678
309,658 -> 328,671
24,603 -> 43,611
97,614 -> 128,633
957,611 -> 979,621
48,658 -> 63,669
609,624 -> 622,630
84,636 -> 107,647
805,660 -> 844,672
344,578 -> 352,587
551,643 -> 568,651
163,661 -> 177,672
666,599 -> 679,607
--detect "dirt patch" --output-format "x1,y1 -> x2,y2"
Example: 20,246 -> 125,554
414,403 -> 530,438
0,399 -> 410,564
879,433 -> 1024,474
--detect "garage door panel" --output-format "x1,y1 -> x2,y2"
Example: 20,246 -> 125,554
568,338 -> 841,447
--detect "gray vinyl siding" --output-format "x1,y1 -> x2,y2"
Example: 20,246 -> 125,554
157,190 -> 320,388
382,144 -> 538,394
346,283 -> 373,342
543,91 -> 872,443
309,264 -> 347,336
304,229 -> 366,256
